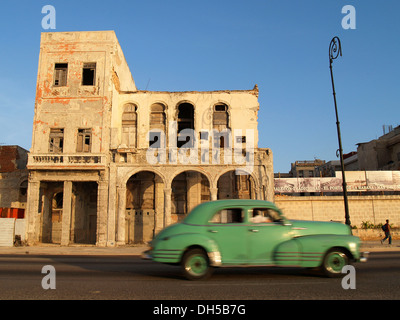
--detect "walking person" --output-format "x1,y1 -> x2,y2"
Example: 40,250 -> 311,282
381,219 -> 392,245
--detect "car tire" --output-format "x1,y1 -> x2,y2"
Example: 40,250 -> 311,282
320,248 -> 349,278
181,248 -> 213,280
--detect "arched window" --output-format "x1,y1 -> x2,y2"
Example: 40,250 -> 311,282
177,102 -> 194,148
122,103 -> 137,148
149,103 -> 166,148
213,103 -> 230,148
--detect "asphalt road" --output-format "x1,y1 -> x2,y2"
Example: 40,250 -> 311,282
0,251 -> 399,301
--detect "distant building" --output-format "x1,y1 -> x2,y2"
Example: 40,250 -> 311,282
0,145 -> 28,218
289,159 -> 325,178
357,125 -> 400,171
315,152 -> 359,177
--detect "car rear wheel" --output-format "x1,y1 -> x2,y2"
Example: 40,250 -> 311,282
321,248 -> 349,278
181,248 -> 213,280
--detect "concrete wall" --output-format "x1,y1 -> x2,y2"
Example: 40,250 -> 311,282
275,195 -> 400,228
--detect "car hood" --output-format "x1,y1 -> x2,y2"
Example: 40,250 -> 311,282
289,220 -> 352,236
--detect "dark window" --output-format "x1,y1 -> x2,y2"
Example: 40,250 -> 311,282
54,63 -> 68,86
82,63 -> 96,86
177,103 -> 194,148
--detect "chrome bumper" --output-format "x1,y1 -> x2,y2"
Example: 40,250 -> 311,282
360,251 -> 369,263
141,249 -> 152,260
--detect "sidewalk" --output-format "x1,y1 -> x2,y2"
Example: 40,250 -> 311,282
0,240 -> 399,256
0,243 -> 148,256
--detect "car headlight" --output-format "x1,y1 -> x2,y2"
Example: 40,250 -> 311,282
349,242 -> 357,252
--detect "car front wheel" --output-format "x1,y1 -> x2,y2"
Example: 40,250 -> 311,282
181,248 -> 213,280
320,248 -> 349,278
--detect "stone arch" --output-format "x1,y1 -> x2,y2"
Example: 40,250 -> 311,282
125,170 -> 165,244
216,169 -> 258,200
170,169 -> 211,223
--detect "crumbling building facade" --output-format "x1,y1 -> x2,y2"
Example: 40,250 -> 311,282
26,31 -> 274,246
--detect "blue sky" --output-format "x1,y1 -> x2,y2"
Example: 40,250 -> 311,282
0,0 -> 399,173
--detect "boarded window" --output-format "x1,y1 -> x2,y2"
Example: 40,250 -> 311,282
213,104 -> 229,128
82,62 -> 96,86
77,129 -> 91,152
149,103 -> 166,147
49,129 -> 64,153
213,103 -> 230,148
122,104 -> 137,148
54,63 -> 68,86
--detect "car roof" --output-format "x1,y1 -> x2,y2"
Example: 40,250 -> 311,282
183,199 -> 279,224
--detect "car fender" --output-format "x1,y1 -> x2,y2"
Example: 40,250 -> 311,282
152,232 -> 220,265
274,234 -> 360,267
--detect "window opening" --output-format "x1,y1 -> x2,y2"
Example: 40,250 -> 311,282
177,103 -> 194,148
77,129 -> 92,152
82,62 -> 96,86
49,129 -> 64,153
149,103 -> 166,148
209,208 -> 243,224
122,103 -> 137,148
54,63 -> 68,86
250,208 -> 282,224
213,103 -> 230,148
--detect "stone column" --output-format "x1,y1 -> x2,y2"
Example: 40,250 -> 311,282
26,180 -> 40,245
61,181 -> 72,246
97,180 -> 109,247
163,188 -> 172,227
107,165 -> 117,246
210,187 -> 218,201
116,186 -> 126,244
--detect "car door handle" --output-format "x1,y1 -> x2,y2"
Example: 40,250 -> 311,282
208,230 -> 218,233
249,229 -> 259,233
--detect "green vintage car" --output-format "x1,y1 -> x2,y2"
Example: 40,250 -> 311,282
142,199 -> 367,280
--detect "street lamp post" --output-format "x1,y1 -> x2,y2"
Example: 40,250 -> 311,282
329,36 -> 351,226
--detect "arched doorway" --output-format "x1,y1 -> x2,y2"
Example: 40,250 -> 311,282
217,170 -> 256,199
40,182 -> 64,244
125,171 -> 164,244
171,171 -> 210,223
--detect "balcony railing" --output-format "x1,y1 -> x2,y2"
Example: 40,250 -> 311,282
28,153 -> 107,170
114,147 -> 257,168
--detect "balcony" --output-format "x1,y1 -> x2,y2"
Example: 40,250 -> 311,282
28,153 -> 107,170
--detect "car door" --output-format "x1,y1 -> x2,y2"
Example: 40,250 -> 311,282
247,207 -> 292,265
206,207 -> 248,264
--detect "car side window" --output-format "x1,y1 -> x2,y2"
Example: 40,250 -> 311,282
209,208 -> 244,224
250,208 -> 282,224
